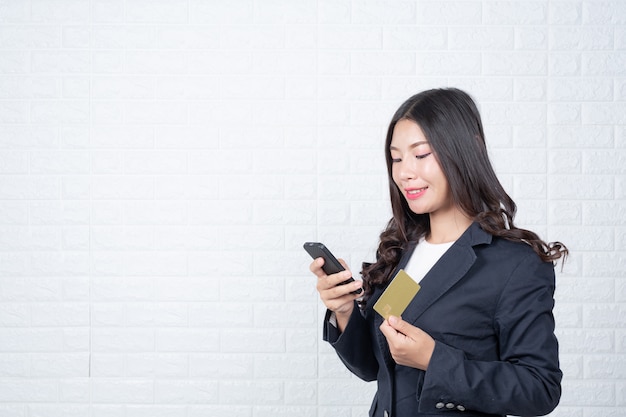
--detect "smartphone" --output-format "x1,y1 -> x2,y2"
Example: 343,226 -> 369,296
303,242 -> 362,295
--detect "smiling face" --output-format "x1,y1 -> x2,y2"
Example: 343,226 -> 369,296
389,119 -> 462,223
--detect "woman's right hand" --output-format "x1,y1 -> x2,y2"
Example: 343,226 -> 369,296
310,257 -> 363,329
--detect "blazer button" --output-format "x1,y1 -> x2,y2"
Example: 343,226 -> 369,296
457,405 -> 466,411
435,402 -> 445,409
446,403 -> 455,409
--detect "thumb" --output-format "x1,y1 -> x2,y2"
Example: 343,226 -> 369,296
388,315 -> 413,336
388,315 -> 403,328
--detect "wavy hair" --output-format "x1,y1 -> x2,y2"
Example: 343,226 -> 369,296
360,88 -> 567,300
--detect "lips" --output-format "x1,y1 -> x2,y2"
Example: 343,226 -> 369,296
405,187 -> 427,200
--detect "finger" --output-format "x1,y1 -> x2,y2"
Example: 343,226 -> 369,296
378,319 -> 397,340
309,257 -> 327,277
318,275 -> 362,297
387,315 -> 411,336
318,270 -> 354,290
323,293 -> 359,312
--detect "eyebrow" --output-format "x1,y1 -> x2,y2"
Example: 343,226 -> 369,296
389,141 -> 429,151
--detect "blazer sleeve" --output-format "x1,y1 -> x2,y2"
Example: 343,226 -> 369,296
418,252 -> 562,416
323,302 -> 379,382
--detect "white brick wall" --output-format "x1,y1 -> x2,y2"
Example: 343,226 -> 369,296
0,0 -> 623,415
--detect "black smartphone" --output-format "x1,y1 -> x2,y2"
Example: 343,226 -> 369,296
303,242 -> 362,295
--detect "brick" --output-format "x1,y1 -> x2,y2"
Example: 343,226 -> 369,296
549,53 -> 581,76
122,405 -> 187,417
450,27 -> 513,50
255,406 -> 317,417
583,1 -> 626,25
31,353 -> 89,377
318,380 -> 376,405
189,0 -> 253,24
219,380 -> 283,404
91,379 -> 154,403
548,150 -> 582,174
515,26 -> 549,50
254,354 -> 317,378
155,380 -> 219,403
254,0 -> 316,24
0,76 -> 60,99
125,0 -> 188,23
188,406 -> 251,417
584,252 -> 626,277
556,329 -> 614,354
417,52 -> 481,76
417,1 -> 481,25
285,381 -> 317,405
189,354 -> 253,378
0,379 -> 58,402
59,379 -> 90,403
585,304 -> 626,328
585,355 -> 626,379
549,78 -> 613,101
383,26 -> 447,50
31,0 -> 90,22
550,26 -> 614,51
0,101 -> 29,123
583,52 -> 626,76
484,1 -> 547,25
319,25 -> 381,50
92,26 -> 156,49
62,25 -> 91,48
219,76 -> 284,99
560,381 -> 615,406
220,329 -> 285,353
318,0 -> 351,23
352,0 -> 416,24
548,175 -> 613,200
0,0 -> 30,22
548,125 -> 614,148
583,102 -> 626,124
0,51 -> 29,73
123,352 -> 189,378
353,52 -> 416,76
549,2 -> 582,25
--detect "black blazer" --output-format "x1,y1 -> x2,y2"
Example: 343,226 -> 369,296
324,222 -> 562,417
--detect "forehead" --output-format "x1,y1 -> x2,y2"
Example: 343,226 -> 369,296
390,119 -> 429,149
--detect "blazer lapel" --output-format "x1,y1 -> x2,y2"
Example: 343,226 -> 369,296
397,223 -> 492,325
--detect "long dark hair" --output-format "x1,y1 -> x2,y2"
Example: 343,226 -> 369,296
361,88 -> 568,299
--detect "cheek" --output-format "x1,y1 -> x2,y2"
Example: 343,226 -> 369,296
424,161 -> 449,188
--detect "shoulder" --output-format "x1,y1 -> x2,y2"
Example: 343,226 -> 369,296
462,222 -> 542,262
470,234 -> 555,285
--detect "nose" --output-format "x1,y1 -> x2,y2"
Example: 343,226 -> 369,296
397,158 -> 417,181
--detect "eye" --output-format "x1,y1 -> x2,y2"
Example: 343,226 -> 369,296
391,157 -> 401,163
415,152 -> 431,160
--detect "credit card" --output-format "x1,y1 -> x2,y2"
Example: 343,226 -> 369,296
373,269 -> 420,320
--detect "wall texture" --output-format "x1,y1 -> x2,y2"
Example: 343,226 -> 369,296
0,0 -> 624,416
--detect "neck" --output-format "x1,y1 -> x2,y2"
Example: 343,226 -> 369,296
427,211 -> 473,244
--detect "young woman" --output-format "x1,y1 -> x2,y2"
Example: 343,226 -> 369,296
309,88 -> 568,417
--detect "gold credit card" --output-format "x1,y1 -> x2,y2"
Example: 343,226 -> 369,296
373,269 -> 420,320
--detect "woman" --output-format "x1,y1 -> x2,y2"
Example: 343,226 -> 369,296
309,88 -> 567,417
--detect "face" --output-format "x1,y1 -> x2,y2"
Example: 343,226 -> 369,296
389,119 -> 458,221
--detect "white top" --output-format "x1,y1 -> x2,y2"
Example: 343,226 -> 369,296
329,237 -> 455,328
404,237 -> 455,283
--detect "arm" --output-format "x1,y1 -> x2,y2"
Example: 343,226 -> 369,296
418,253 -> 562,416
323,302 -> 379,382
310,257 -> 378,381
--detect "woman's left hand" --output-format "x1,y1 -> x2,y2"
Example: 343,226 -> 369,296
379,316 -> 435,371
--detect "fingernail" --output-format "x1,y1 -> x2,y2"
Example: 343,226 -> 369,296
388,316 -> 398,325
